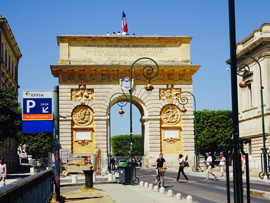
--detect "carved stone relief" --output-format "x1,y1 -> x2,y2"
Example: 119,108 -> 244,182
163,137 -> 180,144
160,84 -> 181,103
75,140 -> 90,146
161,105 -> 181,125
72,105 -> 93,126
71,85 -> 94,105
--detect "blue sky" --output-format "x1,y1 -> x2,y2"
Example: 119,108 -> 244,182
1,0 -> 269,135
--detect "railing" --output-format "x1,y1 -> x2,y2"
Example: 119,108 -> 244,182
0,169 -> 53,203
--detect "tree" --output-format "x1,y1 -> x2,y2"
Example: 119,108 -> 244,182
18,132 -> 54,159
0,88 -> 20,141
196,110 -> 233,155
17,107 -> 54,159
111,135 -> 143,157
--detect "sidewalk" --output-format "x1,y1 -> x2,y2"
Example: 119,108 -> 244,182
60,183 -> 189,203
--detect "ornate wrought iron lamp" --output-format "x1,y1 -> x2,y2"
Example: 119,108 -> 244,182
237,55 -> 269,180
129,57 -> 159,184
177,91 -> 199,172
107,93 -> 128,174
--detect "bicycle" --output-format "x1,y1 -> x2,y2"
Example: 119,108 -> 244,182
156,167 -> 166,187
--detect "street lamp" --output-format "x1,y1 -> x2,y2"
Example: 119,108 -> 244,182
129,57 -> 159,184
107,93 -> 128,174
237,55 -> 269,180
177,91 -> 199,172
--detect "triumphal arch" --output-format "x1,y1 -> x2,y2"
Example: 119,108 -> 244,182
50,35 -> 200,169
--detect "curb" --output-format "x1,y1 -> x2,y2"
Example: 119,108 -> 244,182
243,188 -> 270,200
140,181 -> 194,202
60,181 -> 118,187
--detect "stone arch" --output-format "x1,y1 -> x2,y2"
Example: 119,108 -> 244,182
106,93 -> 149,157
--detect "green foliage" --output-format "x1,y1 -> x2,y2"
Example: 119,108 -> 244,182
18,131 -> 54,159
196,110 -> 233,155
111,135 -> 143,156
17,107 -> 54,159
0,88 -> 20,140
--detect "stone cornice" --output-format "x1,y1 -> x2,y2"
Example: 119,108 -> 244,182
0,18 -> 22,60
50,64 -> 200,78
57,35 -> 192,45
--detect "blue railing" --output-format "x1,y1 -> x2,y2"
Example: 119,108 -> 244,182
0,169 -> 53,203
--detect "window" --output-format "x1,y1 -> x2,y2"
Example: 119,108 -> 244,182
1,43 -> 3,60
5,49 -> 7,67
248,83 -> 252,108
248,140 -> 252,155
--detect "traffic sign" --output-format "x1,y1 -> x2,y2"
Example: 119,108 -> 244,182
22,90 -> 53,133
22,90 -> 53,120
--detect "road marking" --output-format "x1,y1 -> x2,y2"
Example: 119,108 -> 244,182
214,186 -> 234,192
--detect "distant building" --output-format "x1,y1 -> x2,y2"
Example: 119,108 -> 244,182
235,23 -> 270,171
0,15 -> 22,171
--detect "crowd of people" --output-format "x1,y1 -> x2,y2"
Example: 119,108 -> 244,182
154,152 -> 232,182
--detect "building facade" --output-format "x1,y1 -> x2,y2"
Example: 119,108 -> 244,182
0,15 -> 22,171
236,23 -> 270,171
50,35 -> 200,169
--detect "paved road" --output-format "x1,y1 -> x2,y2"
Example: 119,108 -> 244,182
136,168 -> 269,203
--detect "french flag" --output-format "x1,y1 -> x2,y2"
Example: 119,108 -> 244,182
122,11 -> 128,33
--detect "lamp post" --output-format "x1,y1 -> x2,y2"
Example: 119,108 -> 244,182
108,93 -> 128,173
177,91 -> 198,172
228,0 -> 244,202
237,55 -> 269,179
129,57 -> 159,183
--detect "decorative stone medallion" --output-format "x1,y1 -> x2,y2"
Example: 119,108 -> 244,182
72,105 -> 93,126
161,105 -> 181,125
71,85 -> 94,105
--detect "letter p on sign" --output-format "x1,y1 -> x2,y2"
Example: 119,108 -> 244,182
27,100 -> 36,113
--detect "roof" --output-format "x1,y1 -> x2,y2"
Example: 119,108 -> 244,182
0,16 -> 22,59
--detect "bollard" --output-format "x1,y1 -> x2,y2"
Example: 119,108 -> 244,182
167,190 -> 173,197
149,183 -> 153,190
176,193 -> 182,200
144,182 -> 149,188
154,185 -> 158,192
108,174 -> 113,181
72,175 -> 78,184
186,195 -> 193,203
112,175 -> 116,181
93,172 -> 96,183
140,181 -> 144,187
159,187 -> 165,194
83,170 -> 94,188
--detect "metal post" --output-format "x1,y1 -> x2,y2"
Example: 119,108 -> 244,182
108,93 -> 128,173
238,55 -> 268,178
228,0 -> 243,202
129,57 -> 159,184
177,91 -> 198,172
53,86 -> 60,201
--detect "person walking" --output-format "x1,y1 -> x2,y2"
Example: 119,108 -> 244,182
204,152 -> 217,181
111,157 -> 115,170
176,154 -> 189,182
0,158 -> 7,186
218,153 -> 226,177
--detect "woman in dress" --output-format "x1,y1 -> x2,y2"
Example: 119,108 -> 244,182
218,153 -> 226,177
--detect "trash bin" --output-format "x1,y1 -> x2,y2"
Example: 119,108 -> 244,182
83,170 -> 94,188
119,165 -> 132,184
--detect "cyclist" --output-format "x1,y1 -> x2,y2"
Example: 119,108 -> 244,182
155,153 -> 166,182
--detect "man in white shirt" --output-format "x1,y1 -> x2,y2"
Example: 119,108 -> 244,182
204,152 -> 217,181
